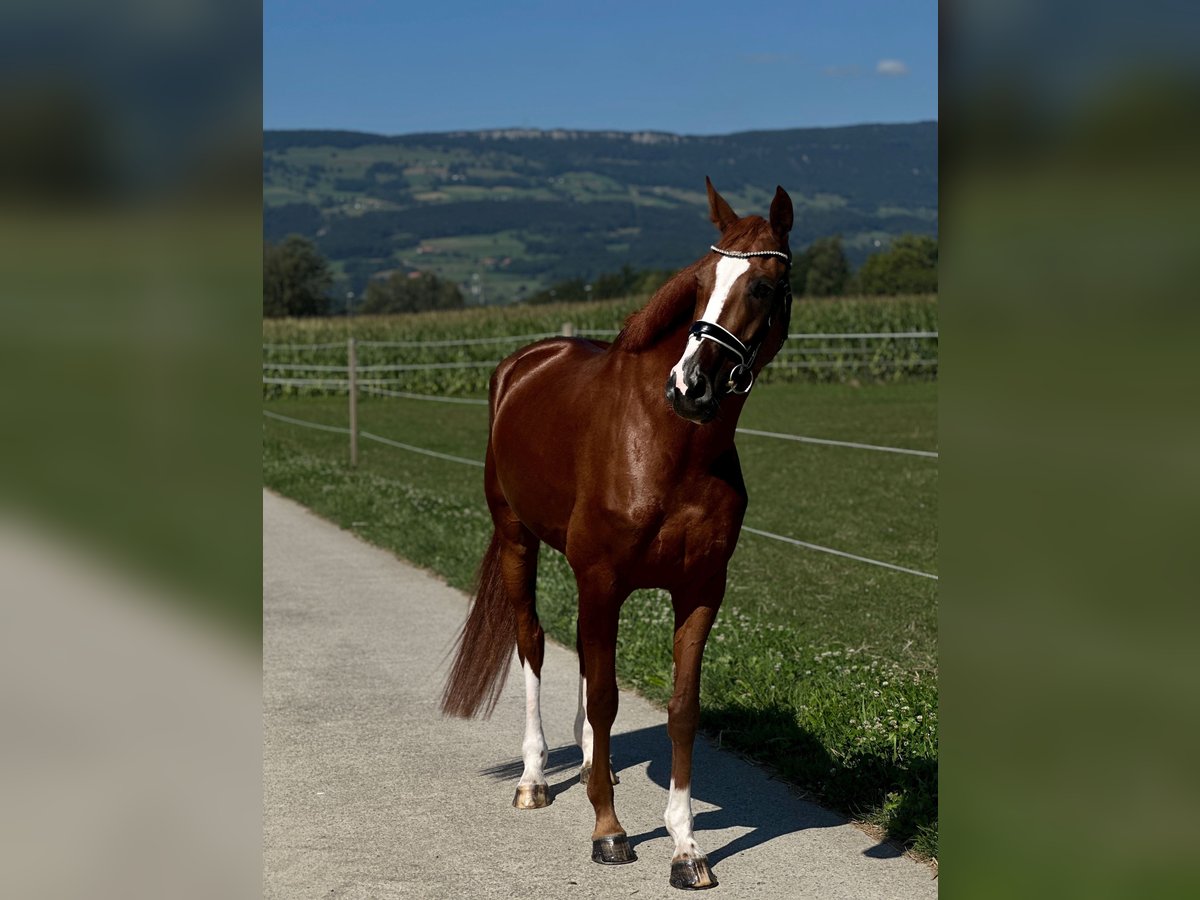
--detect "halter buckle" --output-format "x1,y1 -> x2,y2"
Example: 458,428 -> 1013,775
728,363 -> 755,395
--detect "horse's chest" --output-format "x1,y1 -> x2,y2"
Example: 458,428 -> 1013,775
574,491 -> 740,589
649,502 -> 739,573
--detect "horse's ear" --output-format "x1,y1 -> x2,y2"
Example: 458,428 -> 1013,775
770,185 -> 793,236
705,176 -> 739,232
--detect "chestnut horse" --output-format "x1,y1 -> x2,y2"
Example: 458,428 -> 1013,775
441,178 -> 793,890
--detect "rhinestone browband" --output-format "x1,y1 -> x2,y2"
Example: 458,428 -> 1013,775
709,245 -> 791,263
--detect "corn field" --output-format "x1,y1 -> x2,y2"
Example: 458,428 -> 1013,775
263,294 -> 937,398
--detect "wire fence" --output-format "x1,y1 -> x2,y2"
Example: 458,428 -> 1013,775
265,329 -> 937,352
262,408 -> 936,580
263,327 -> 938,580
262,326 -> 938,399
361,385 -> 490,405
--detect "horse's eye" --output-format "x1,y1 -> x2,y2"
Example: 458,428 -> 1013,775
750,281 -> 773,301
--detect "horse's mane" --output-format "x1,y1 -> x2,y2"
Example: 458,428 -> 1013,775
611,261 -> 701,352
613,218 -> 786,353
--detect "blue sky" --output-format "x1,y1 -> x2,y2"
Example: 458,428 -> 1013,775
264,0 -> 937,135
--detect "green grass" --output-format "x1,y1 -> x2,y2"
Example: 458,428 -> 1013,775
262,378 -> 938,859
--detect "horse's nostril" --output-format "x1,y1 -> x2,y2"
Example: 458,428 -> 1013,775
687,373 -> 709,399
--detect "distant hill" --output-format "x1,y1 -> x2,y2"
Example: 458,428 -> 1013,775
263,123 -> 937,304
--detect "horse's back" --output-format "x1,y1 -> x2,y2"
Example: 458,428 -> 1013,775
489,336 -> 608,414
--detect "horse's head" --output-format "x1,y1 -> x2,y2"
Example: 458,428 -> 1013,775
666,178 -> 793,424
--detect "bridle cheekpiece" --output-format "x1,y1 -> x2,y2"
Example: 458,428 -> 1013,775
688,245 -> 792,395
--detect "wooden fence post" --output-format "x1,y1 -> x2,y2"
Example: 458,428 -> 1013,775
348,337 -> 358,467
562,321 -> 575,337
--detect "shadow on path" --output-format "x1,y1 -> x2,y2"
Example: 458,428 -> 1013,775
481,722 -> 844,867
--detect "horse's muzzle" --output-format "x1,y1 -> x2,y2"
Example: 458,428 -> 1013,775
665,375 -> 718,424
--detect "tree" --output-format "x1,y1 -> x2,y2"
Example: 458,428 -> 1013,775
360,270 -> 465,314
263,235 -> 333,317
803,236 -> 850,297
788,250 -> 811,298
524,265 -> 681,306
528,277 -> 585,305
591,264 -> 640,300
856,234 -> 938,295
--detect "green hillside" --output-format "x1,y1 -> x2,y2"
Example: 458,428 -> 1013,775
264,123 -> 937,304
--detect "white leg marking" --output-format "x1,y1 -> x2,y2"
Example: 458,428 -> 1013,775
665,778 -> 702,860
518,659 -> 548,786
574,672 -> 594,767
669,255 -> 751,385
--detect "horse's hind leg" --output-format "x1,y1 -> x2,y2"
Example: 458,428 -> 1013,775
664,578 -> 723,890
496,513 -> 549,810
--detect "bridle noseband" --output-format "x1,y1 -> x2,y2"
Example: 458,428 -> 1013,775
688,245 -> 792,395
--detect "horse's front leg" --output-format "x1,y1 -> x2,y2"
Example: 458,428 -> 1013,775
577,572 -> 636,865
665,578 -> 723,890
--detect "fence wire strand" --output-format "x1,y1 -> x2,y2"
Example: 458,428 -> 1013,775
263,330 -> 938,353
787,331 -> 938,340
362,385 -> 489,405
265,378 -> 937,457
734,428 -> 938,458
262,409 -> 351,434
741,526 -> 937,580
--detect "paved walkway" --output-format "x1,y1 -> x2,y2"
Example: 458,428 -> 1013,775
263,489 -> 937,899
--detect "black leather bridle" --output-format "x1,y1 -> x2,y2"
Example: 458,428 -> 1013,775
689,245 -> 792,395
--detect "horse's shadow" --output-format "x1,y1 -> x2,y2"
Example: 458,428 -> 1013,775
480,713 -> 851,867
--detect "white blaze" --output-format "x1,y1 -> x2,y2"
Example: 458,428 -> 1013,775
665,777 -> 702,860
670,255 -> 751,392
518,659 -> 548,787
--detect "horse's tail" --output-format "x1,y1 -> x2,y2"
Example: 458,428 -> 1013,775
440,528 -> 517,719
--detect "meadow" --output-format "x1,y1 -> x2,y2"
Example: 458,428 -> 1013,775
262,298 -> 939,858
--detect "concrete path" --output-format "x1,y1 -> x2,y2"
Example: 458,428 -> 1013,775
263,489 -> 937,899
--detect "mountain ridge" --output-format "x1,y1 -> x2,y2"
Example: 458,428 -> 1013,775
266,120 -> 935,143
264,121 -> 937,303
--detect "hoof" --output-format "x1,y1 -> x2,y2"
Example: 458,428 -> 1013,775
592,834 -> 637,865
512,783 -> 550,809
670,856 -> 717,890
579,764 -> 620,785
